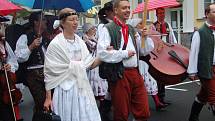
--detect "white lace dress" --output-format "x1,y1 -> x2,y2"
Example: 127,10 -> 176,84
88,66 -> 108,99
139,60 -> 158,95
52,38 -> 101,121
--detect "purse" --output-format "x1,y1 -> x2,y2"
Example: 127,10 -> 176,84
32,110 -> 61,121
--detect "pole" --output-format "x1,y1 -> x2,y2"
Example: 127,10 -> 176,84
38,0 -> 45,37
4,66 -> 17,121
141,0 -> 149,48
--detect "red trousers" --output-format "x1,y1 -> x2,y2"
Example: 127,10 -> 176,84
198,66 -> 215,105
198,76 -> 215,104
110,68 -> 150,121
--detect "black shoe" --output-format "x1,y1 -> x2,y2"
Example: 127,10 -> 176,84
17,118 -> 24,121
156,103 -> 167,111
208,105 -> 215,116
188,101 -> 204,121
161,100 -> 171,106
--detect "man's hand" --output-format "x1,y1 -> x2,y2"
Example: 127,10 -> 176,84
189,75 -> 199,81
29,37 -> 41,50
1,64 -> 11,71
141,27 -> 148,36
106,46 -> 135,58
128,50 -> 136,57
156,41 -> 164,53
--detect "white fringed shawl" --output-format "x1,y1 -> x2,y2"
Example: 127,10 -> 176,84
44,33 -> 95,92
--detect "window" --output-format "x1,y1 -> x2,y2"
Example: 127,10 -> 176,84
138,0 -> 142,3
205,0 -> 214,8
198,0 -> 215,19
94,6 -> 101,24
137,0 -> 149,19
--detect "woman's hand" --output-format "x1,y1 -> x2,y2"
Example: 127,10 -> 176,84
44,90 -> 52,112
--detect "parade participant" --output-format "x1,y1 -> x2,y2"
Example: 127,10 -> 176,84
97,0 -> 153,120
128,18 -> 166,111
15,11 -> 48,119
97,2 -> 114,121
0,31 -> 21,121
150,7 -> 177,105
43,15 -> 61,42
43,8 -> 101,121
151,7 -> 177,44
187,3 -> 215,121
82,22 -> 108,101
82,23 -> 97,53
97,1 -> 115,35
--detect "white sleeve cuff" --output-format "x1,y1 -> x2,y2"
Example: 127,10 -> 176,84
121,50 -> 128,59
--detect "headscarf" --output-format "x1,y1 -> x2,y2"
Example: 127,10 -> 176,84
53,20 -> 60,29
82,23 -> 95,33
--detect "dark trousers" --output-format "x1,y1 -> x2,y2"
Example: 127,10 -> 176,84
157,83 -> 165,101
0,102 -> 14,121
26,68 -> 46,113
110,68 -> 150,121
189,66 -> 215,121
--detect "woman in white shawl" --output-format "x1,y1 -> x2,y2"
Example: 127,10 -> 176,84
43,8 -> 101,121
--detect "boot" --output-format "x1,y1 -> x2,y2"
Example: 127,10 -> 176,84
209,105 -> 215,116
188,101 -> 204,121
99,99 -> 112,121
152,95 -> 167,111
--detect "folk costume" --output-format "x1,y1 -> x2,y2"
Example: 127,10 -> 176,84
0,41 -> 19,121
128,18 -> 168,111
151,21 -> 177,44
150,20 -> 177,104
82,26 -> 108,100
44,33 -> 101,121
97,17 -> 153,121
15,31 -> 48,118
97,5 -> 114,120
187,22 -> 215,121
128,18 -> 158,96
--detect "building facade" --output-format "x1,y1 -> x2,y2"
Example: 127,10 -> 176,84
81,0 -> 212,47
132,0 -> 212,47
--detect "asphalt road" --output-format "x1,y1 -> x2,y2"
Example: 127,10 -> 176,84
19,79 -> 214,121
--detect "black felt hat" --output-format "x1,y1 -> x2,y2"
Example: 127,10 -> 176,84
0,16 -> 9,22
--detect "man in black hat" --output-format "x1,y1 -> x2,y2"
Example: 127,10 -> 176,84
15,11 -> 48,120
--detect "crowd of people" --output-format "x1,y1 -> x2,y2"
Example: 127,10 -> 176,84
0,0 -> 215,121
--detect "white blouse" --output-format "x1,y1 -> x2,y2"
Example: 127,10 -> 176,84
4,42 -> 18,72
15,34 -> 45,63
